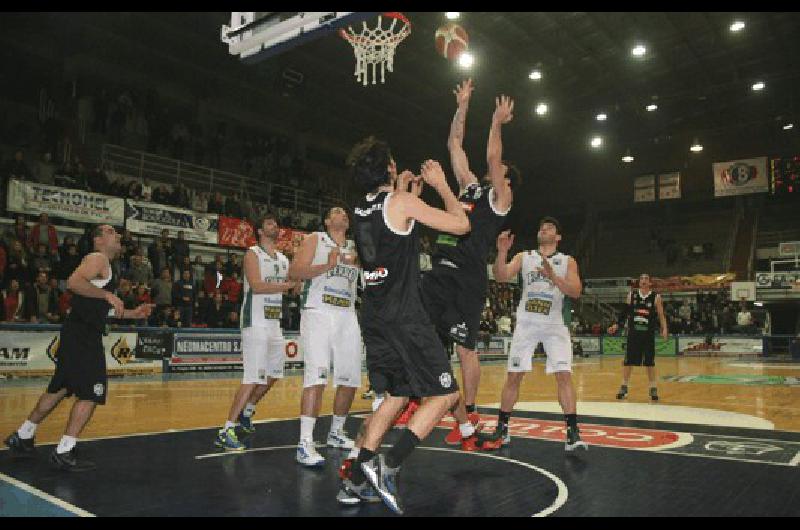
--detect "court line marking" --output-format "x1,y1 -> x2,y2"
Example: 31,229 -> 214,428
0,471 -> 95,517
193,444 -> 568,517
789,451 -> 800,466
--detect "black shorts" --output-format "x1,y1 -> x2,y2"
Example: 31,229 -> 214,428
624,331 -> 656,367
421,262 -> 486,351
362,321 -> 459,398
47,321 -> 108,405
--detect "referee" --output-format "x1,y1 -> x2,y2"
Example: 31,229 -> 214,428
608,273 -> 668,401
4,225 -> 153,471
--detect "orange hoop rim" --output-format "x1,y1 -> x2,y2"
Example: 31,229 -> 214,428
338,11 -> 411,44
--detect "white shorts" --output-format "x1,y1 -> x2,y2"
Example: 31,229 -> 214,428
300,309 -> 362,388
241,323 -> 286,385
507,319 -> 573,374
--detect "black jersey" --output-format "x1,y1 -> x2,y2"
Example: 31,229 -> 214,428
432,182 -> 508,272
628,290 -> 658,333
353,191 -> 427,324
66,268 -> 116,332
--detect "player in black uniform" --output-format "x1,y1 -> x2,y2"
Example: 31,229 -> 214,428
608,273 -> 668,401
3,225 -> 153,471
338,138 -> 469,514
419,80 -> 517,448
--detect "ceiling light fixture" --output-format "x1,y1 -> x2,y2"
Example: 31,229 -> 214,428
535,102 -> 548,116
632,44 -> 647,57
646,104 -> 658,112
752,81 -> 765,91
784,123 -> 794,130
622,149 -> 634,163
445,12 -> 460,20
596,113 -> 607,121
458,52 -> 474,69
690,138 -> 703,153
529,70 -> 542,80
730,21 -> 745,32
590,136 -> 603,148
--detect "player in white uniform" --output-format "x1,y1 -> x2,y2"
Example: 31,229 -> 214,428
289,206 -> 363,467
214,213 -> 297,451
481,217 -> 588,452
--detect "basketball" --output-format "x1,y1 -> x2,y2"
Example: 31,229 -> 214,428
435,22 -> 469,61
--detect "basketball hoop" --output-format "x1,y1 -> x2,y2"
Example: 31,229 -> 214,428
339,12 -> 410,86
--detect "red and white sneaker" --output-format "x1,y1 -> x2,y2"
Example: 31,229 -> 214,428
393,398 -> 420,429
444,411 -> 482,445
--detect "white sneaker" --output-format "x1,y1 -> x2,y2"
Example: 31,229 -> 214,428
296,439 -> 325,467
327,430 -> 355,450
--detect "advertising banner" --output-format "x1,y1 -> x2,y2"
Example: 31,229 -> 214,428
276,228 -> 308,257
126,200 -> 218,243
634,175 -> 656,202
7,179 -> 125,224
678,336 -> 762,356
168,332 -> 304,372
658,172 -> 681,200
135,330 -> 174,360
218,216 -> 257,248
713,157 -> 769,197
602,336 -> 677,356
573,336 -> 602,353
0,331 -> 160,374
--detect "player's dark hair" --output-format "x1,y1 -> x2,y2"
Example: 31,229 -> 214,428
347,136 -> 392,192
256,212 -> 278,230
539,216 -> 562,235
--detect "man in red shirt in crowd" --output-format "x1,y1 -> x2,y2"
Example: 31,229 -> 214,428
220,271 -> 242,305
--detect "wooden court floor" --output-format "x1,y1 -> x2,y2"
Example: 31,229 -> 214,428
3,356 -> 800,443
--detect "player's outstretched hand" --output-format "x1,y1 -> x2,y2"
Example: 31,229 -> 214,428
453,78 -> 474,106
493,95 -> 514,125
497,229 -> 514,253
420,160 -> 447,190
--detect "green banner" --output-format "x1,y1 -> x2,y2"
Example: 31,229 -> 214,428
662,374 -> 800,387
602,336 -> 676,356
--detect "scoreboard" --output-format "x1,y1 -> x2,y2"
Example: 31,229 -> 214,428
770,156 -> 800,194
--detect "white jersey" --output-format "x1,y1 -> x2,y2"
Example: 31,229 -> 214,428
517,250 -> 572,326
241,245 -> 290,328
301,232 -> 359,311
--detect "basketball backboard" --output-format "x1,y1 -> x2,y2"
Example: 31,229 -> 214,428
221,12 -> 378,64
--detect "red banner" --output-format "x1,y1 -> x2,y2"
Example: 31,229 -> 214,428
218,216 -> 257,248
277,228 -> 308,258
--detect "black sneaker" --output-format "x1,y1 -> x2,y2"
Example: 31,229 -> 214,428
650,387 -> 659,401
49,448 -> 96,472
4,433 -> 36,457
565,425 -> 588,452
360,454 -> 403,515
616,385 -> 628,400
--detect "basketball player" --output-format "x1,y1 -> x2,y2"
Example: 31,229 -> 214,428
481,218 -> 588,452
4,225 -> 153,470
608,273 -> 668,401
214,213 -> 296,451
341,138 -> 469,514
289,206 -> 362,467
419,80 -> 517,448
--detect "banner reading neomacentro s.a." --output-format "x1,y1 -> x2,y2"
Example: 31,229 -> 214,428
7,179 -> 125,224
125,200 -> 218,243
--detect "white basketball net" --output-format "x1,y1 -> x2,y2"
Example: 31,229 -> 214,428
341,14 -> 410,86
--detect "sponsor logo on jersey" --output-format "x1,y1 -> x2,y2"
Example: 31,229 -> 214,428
439,372 -> 453,388
93,383 -> 105,396
355,204 -> 382,216
364,267 -> 389,285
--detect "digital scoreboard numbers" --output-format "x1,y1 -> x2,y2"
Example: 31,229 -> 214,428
770,156 -> 800,195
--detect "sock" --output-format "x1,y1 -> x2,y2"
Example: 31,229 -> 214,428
56,435 -> 77,455
649,383 -> 658,390
17,420 -> 37,440
459,422 -> 476,438
565,413 -> 578,429
385,430 -> 420,469
498,410 -> 512,430
347,446 -> 360,460
300,416 -> 316,441
621,382 -> 629,388
224,420 -> 236,430
351,448 -> 376,485
330,415 -> 347,434
465,404 -> 476,414
243,403 -> 256,417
